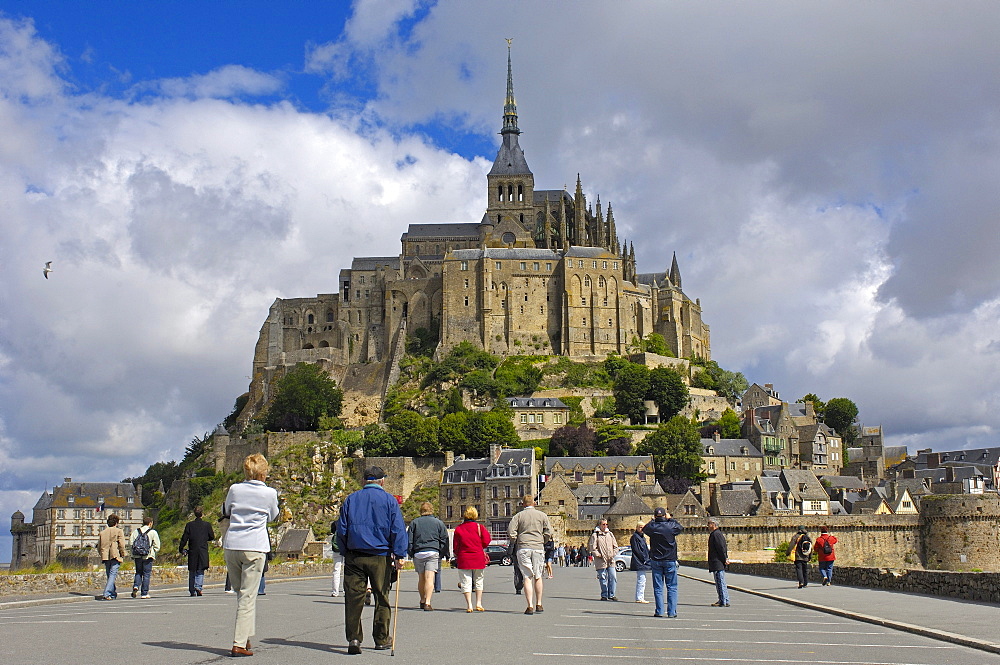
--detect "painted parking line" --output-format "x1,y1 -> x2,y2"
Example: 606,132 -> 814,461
562,614 -> 851,625
547,635 -> 956,650
1,620 -> 97,624
534,653 -> 945,665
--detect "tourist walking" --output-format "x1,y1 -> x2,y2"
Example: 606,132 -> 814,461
330,517 -> 345,597
589,519 -> 619,600
815,527 -> 837,586
96,513 -> 127,601
544,538 -> 556,578
337,466 -> 407,654
179,506 -> 214,597
222,453 -> 280,657
130,516 -> 160,599
407,501 -> 449,611
707,517 -> 729,607
788,526 -> 812,588
629,522 -> 650,603
556,543 -> 566,567
507,495 -> 553,615
452,506 -> 491,612
643,507 -> 683,618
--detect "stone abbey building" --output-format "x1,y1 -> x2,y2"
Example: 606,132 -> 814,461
241,48 -> 710,418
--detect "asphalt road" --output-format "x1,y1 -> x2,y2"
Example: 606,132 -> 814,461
2,565 -> 997,665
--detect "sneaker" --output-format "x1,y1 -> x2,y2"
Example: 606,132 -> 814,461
141,595 -> 151,599
225,589 -> 235,594
524,607 -> 534,615
610,596 -> 618,601
535,605 -> 543,613
667,614 -> 677,618
653,613 -> 664,618
331,592 -> 340,597
822,579 -> 830,586
636,599 -> 649,603
347,639 -> 362,655
131,587 -> 138,598
365,591 -> 372,606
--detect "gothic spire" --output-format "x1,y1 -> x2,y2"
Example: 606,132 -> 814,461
669,251 -> 682,290
502,38 -> 519,136
607,203 -> 618,251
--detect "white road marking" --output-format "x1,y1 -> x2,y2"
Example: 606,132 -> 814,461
534,653 -> 945,665
563,614 -> 848,625
2,620 -> 97,624
547,635 -> 955,649
553,623 -> 884,635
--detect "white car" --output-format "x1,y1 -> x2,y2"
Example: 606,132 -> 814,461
613,546 -> 632,572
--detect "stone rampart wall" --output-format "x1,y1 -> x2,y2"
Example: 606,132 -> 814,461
361,455 -> 446,498
681,560 -> 1000,604
0,561 -> 334,598
920,494 -> 1000,571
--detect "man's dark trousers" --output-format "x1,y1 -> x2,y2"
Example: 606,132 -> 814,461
344,553 -> 393,645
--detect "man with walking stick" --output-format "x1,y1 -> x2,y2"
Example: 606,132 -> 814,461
337,466 -> 408,655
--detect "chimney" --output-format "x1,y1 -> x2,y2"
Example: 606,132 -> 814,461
926,453 -> 941,469
945,466 -> 955,483
489,443 -> 502,463
64,477 -> 72,483
444,450 -> 455,468
713,431 -> 720,442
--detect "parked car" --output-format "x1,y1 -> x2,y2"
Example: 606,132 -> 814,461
613,546 -> 632,572
486,544 -> 513,566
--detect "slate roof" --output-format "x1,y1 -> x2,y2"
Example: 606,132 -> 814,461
572,484 -> 611,502
350,256 -> 401,271
401,223 -> 481,239
442,457 -> 489,484
450,248 -> 562,261
701,438 -> 761,457
47,482 -> 140,510
715,488 -> 758,516
276,528 -> 313,554
488,134 -> 531,176
829,501 -> 848,515
820,475 -> 866,490
508,397 -> 568,409
579,504 -> 611,520
781,470 -> 830,502
884,446 -> 909,467
545,456 -> 654,474
488,449 -> 534,478
638,481 -> 667,496
564,246 -> 615,258
533,190 -> 573,204
602,485 -> 652,516
635,271 -> 670,287
915,446 -> 1000,468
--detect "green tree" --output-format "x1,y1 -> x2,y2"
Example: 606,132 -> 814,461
595,421 -> 633,456
637,415 -> 706,484
643,333 -> 674,357
494,357 -> 543,396
363,423 -> 396,456
439,411 -> 471,453
646,367 -> 689,421
386,410 -> 423,455
717,408 -> 742,439
223,393 -> 249,430
824,397 -> 859,445
412,417 -> 441,457
798,393 -> 826,418
466,410 -> 519,457
612,362 -> 650,424
689,359 -> 748,404
262,363 -> 344,432
603,354 -> 631,381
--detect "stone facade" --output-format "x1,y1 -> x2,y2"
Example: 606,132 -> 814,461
235,50 -> 710,430
10,479 -> 144,570
506,396 -> 570,440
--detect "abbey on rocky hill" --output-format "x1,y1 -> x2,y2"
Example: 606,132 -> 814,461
243,46 -> 710,411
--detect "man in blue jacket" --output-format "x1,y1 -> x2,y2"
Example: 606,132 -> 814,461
642,507 -> 683,618
337,466 -> 408,655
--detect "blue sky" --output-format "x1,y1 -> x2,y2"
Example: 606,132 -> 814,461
3,1 -> 1000,562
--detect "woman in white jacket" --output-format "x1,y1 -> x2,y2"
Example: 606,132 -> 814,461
222,453 -> 279,657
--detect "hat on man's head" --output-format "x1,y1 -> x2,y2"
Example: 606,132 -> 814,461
364,466 -> 386,481
653,507 -> 667,517
797,525 -> 807,533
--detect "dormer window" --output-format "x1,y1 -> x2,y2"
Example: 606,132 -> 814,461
68,496 -> 74,504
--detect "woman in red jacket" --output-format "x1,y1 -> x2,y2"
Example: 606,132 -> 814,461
815,527 -> 838,586
452,506 -> 492,612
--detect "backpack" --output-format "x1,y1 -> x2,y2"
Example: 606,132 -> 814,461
132,527 -> 151,558
797,535 -> 812,556
821,538 -> 833,555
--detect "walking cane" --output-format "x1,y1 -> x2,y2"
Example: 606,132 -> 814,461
390,560 -> 400,656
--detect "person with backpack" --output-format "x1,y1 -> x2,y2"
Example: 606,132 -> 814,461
180,506 -> 215,597
130,516 -> 160,599
788,526 -> 812,588
815,527 -> 838,586
330,516 -> 345,597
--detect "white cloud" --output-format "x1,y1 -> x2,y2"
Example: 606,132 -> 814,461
146,65 -> 284,99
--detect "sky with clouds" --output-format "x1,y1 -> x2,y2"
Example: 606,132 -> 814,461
2,1 -> 1000,560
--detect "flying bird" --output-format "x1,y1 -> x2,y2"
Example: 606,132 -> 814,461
43,261 -> 53,279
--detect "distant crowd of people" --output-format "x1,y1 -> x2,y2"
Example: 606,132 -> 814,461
92,452 -> 839,656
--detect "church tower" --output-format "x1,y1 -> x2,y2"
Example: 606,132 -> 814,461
485,41 -> 535,246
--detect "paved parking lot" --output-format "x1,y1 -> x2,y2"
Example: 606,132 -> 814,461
1,565 -> 997,664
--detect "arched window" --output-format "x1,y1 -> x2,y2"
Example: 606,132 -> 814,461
584,275 -> 591,286
518,184 -> 523,201
498,185 -> 503,201
326,310 -> 334,322
507,184 -> 513,201
307,313 -> 315,324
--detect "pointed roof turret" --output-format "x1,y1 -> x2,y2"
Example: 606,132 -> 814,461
669,251 -> 682,289
488,39 -> 531,177
607,203 -> 618,251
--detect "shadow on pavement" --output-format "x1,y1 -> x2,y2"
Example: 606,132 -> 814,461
262,637 -> 338,653
144,641 -> 230,656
